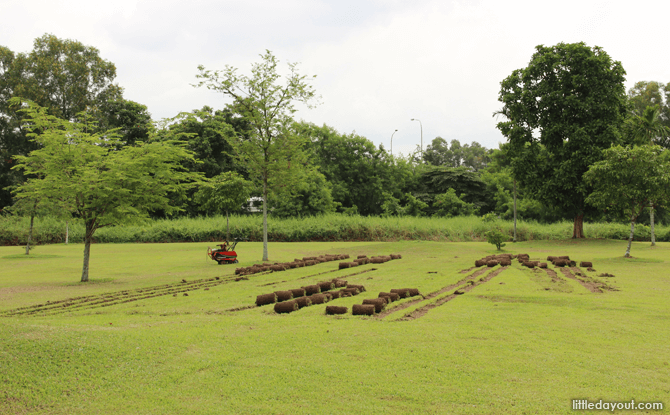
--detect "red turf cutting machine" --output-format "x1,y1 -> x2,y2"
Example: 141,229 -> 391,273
207,239 -> 240,265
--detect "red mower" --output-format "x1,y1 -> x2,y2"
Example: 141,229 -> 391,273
207,239 -> 240,265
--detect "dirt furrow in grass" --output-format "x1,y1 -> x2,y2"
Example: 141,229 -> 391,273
0,276 -> 240,317
397,266 -> 509,321
558,268 -> 603,293
376,266 -> 493,319
568,267 -> 618,292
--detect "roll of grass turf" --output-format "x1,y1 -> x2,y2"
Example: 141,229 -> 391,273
325,306 -> 348,315
329,291 -> 343,299
363,298 -> 386,313
274,301 -> 298,314
352,304 -> 375,316
256,293 -> 277,306
309,294 -> 328,304
303,285 -> 321,295
290,288 -> 305,298
347,284 -> 366,293
580,261 -> 592,268
274,291 -> 294,302
317,281 -> 334,292
295,297 -> 312,308
390,288 -> 410,298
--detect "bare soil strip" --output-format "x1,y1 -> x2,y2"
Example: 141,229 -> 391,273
568,266 -> 618,292
1,257 -> 385,317
0,275 -> 241,317
531,267 -> 573,293
397,267 -> 509,321
376,266 -> 493,319
558,267 -> 603,293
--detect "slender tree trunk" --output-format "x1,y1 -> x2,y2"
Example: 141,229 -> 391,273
26,213 -> 35,255
624,219 -> 635,258
226,211 -> 230,242
65,221 -> 69,245
513,179 -> 517,242
650,205 -> 656,246
572,213 -> 585,238
81,220 -> 94,282
262,177 -> 269,262
25,199 -> 38,255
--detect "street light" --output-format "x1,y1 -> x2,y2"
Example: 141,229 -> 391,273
391,129 -> 398,155
411,118 -> 423,155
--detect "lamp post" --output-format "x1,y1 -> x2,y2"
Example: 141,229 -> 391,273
391,129 -> 398,155
411,118 -> 423,156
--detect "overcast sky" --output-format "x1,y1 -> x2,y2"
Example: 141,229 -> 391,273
2,0 -> 669,155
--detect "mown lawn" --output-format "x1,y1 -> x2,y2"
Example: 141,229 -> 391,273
1,240 -> 668,414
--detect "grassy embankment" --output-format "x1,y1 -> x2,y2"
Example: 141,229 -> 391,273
1,239 -> 668,414
1,213 -> 668,245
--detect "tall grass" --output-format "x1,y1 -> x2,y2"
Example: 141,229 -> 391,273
1,213 -> 668,245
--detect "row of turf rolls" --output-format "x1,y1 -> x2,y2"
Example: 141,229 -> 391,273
275,285 -> 366,314
475,254 -> 593,269
256,279 -> 350,306
236,254 -> 351,276
339,254 -> 402,269
351,288 -> 421,316
258,283 -> 366,314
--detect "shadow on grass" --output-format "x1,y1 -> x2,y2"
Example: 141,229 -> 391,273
62,278 -> 116,286
2,254 -> 65,260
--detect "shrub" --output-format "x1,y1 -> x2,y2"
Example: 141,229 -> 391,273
485,229 -> 507,250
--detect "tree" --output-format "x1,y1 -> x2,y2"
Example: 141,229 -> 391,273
496,42 -> 628,238
269,170 -> 338,218
423,138 -> 491,171
11,101 -> 203,282
584,145 -> 670,257
627,81 -> 670,130
433,188 -> 476,217
0,34 -> 123,211
194,171 -> 251,240
95,98 -> 153,145
194,51 -> 318,261
415,166 -> 488,215
296,122 -> 415,216
626,105 -> 670,148
423,137 -> 461,167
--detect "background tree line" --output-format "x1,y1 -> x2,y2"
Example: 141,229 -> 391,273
2,35 -> 669,231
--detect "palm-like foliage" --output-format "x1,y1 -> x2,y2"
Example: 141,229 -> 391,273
629,105 -> 670,147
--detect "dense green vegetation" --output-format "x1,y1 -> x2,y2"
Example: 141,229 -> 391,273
1,241 -> 668,414
2,214 -> 669,246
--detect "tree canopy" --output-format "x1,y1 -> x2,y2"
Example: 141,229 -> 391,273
496,42 -> 628,238
11,101 -> 203,281
584,145 -> 670,257
0,34 -> 124,211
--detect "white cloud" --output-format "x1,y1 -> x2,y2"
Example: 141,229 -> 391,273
2,0 -> 669,150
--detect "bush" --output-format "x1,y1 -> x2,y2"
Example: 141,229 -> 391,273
485,229 -> 507,250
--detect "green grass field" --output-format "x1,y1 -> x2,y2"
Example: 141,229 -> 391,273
1,240 -> 668,414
